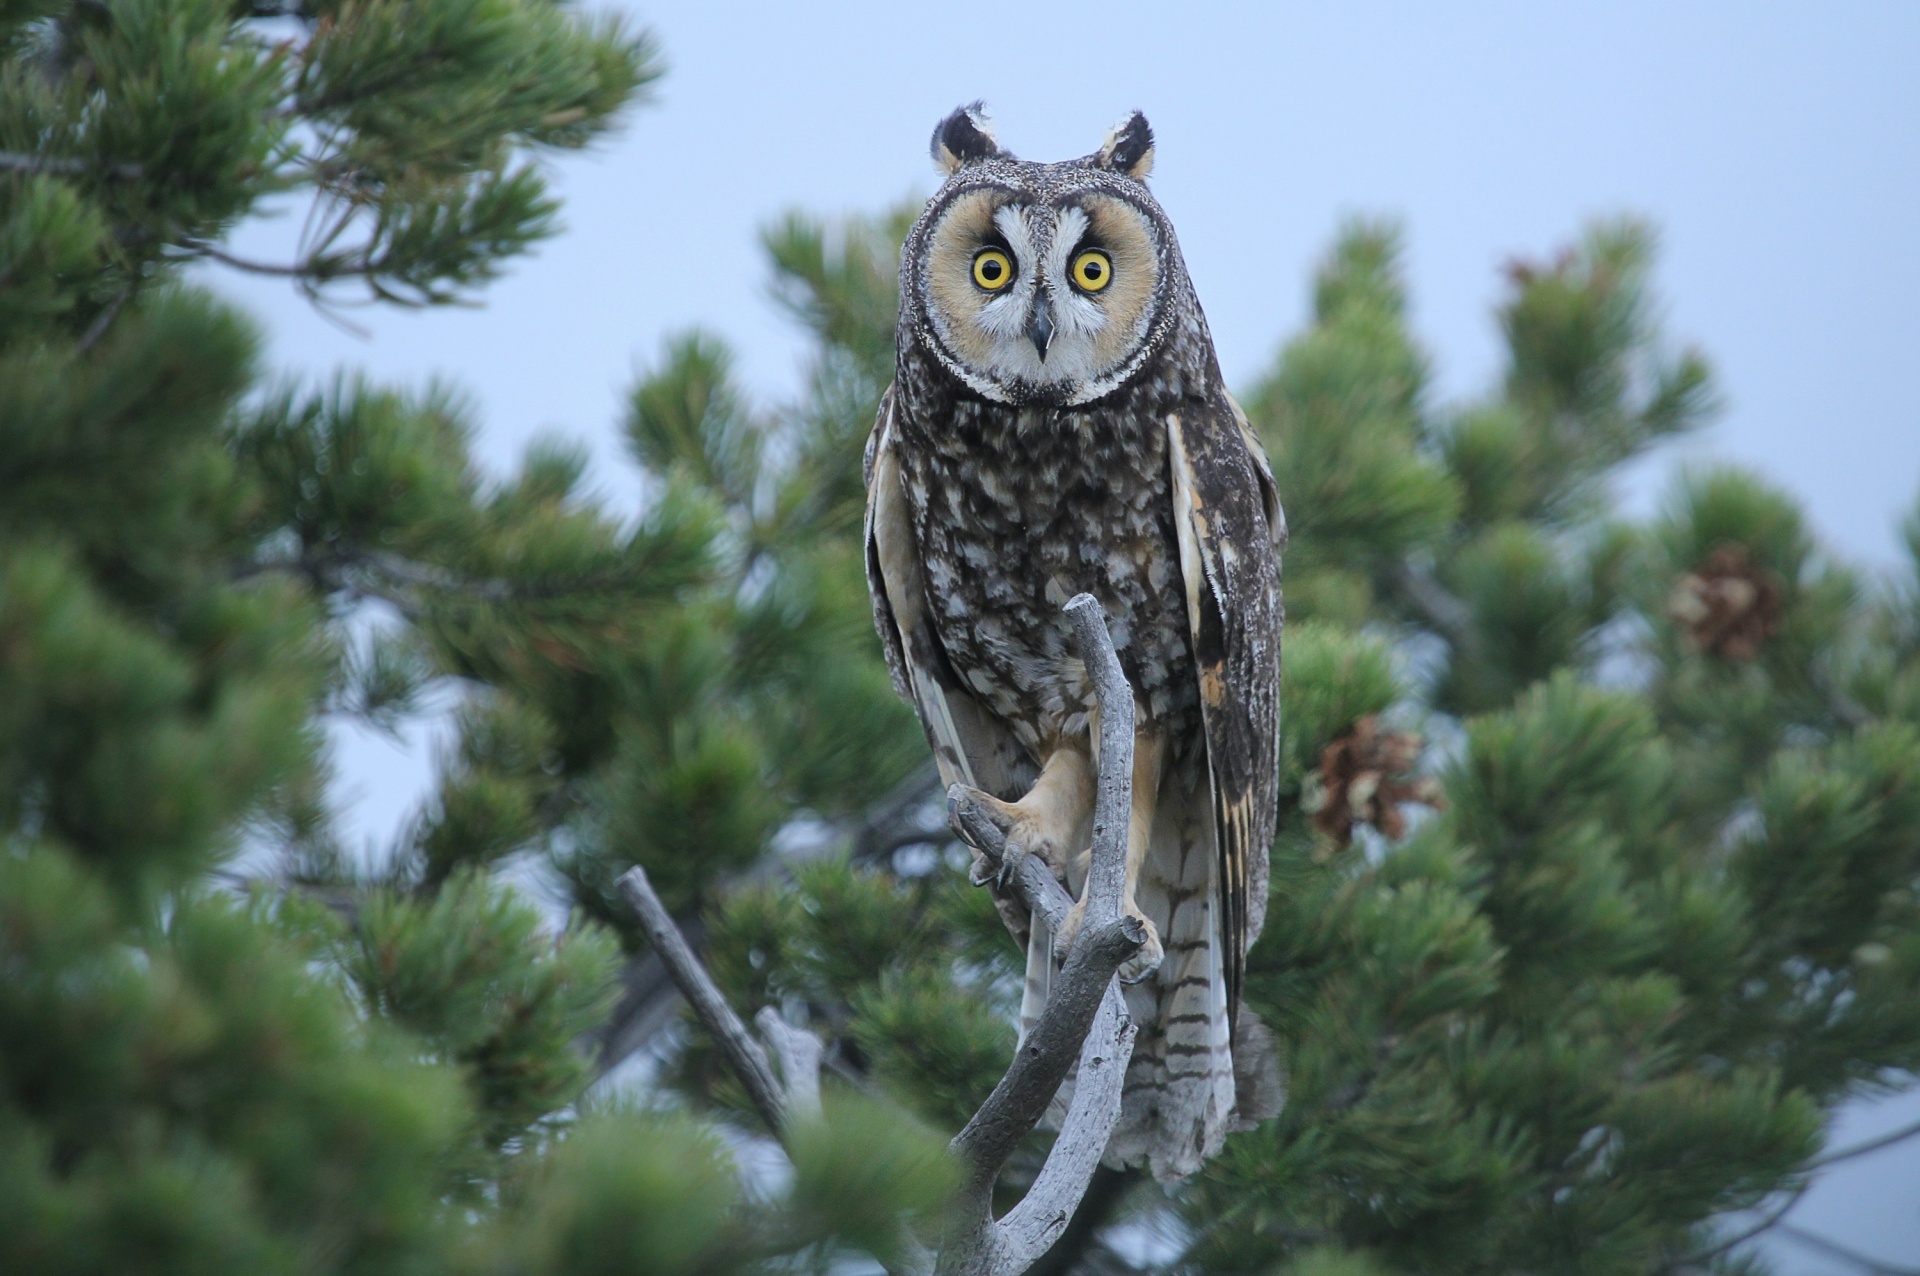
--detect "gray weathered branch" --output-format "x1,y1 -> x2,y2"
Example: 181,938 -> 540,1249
756,1005 -> 824,1122
936,593 -> 1144,1276
995,989 -> 1137,1270
616,595 -> 1143,1276
588,764 -> 944,1084
0,149 -> 142,180
616,864 -> 788,1134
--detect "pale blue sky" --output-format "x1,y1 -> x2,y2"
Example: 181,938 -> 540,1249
211,4 -> 1920,1269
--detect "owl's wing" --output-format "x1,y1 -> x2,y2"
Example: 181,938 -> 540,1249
1167,394 -> 1284,1042
864,384 -> 1036,813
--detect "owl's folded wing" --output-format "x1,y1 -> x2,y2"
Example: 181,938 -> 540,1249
864,383 -> 1037,835
1166,394 -> 1285,1042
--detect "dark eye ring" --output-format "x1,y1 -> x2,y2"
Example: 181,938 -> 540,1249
973,248 -> 1014,290
1071,249 -> 1112,293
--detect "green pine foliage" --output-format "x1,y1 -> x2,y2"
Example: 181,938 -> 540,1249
1179,222 -> 1920,1275
8,1 -> 1920,1270
634,214 -> 1920,1275
1,4 -> 950,1272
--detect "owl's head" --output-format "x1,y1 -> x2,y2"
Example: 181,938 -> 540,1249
901,103 -> 1189,408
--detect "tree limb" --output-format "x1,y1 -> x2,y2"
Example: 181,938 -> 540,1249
1772,1222 -> 1920,1276
1664,1111 -> 1920,1272
936,593 -> 1145,1276
0,150 -> 142,180
756,1005 -> 824,1122
1663,1178 -> 1810,1272
616,864 -> 788,1134
996,989 -> 1137,1271
1812,1112 -> 1920,1169
190,241 -> 372,280
614,595 -> 1144,1276
1393,558 -> 1475,647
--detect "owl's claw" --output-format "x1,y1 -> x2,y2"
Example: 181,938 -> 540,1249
948,782 -> 1077,898
949,784 -> 1011,884
1117,914 -> 1163,984
1056,897 -> 1162,984
994,839 -> 1029,891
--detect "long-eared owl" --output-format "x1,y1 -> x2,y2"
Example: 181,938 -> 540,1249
864,104 -> 1285,1182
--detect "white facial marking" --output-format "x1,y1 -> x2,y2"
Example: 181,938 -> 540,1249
967,204 -> 1121,393
974,205 -> 1038,348
920,182 -> 1164,404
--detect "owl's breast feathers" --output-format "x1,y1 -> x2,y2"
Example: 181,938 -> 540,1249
885,369 -> 1208,759
871,349 -> 1284,951
867,354 -> 1287,1177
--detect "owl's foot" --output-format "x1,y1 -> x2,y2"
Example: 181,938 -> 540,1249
1054,897 -> 1163,984
1116,910 -> 1163,984
948,783 -> 1075,892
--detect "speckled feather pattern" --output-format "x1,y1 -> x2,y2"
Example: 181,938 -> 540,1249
865,131 -> 1285,1182
892,326 -> 1208,762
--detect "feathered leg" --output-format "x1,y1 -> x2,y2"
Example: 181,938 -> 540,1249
1054,728 -> 1167,985
952,743 -> 1093,889
951,743 -> 1095,1047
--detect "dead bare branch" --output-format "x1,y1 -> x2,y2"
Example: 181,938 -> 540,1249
616,864 -> 787,1134
614,595 -> 1144,1276
935,593 -> 1145,1276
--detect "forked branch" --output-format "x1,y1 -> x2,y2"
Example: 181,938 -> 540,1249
617,593 -> 1143,1276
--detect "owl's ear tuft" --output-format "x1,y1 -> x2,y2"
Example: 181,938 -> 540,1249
931,102 -> 1006,176
1094,111 -> 1155,181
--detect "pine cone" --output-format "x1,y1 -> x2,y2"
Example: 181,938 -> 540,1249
1308,716 -> 1445,849
1666,543 -> 1783,661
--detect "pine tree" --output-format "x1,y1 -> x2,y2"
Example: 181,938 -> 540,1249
598,215 -> 1920,1275
9,2 -> 1920,1270
1,5 -> 952,1273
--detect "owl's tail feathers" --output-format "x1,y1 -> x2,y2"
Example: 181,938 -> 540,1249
1112,772 -> 1276,1183
1019,775 -> 1284,1184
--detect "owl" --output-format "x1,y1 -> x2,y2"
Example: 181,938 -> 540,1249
864,104 -> 1285,1181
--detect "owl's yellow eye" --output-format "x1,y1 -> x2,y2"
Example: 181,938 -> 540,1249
1071,249 -> 1112,293
972,248 -> 1014,291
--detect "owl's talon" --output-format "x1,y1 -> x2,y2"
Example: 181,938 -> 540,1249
995,840 -> 1028,890
950,782 -> 1072,896
1118,912 -> 1164,984
949,784 -> 1009,870
1053,894 -> 1087,960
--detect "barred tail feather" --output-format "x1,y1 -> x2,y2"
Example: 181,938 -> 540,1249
1029,768 -> 1282,1181
1106,769 -> 1238,1183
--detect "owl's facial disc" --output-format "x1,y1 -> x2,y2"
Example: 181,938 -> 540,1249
923,189 -> 1163,405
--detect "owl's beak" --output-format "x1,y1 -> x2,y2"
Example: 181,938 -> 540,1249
1026,293 -> 1055,362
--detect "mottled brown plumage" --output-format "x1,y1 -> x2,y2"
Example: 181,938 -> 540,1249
864,105 -> 1285,1180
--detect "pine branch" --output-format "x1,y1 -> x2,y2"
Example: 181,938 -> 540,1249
585,763 -> 947,1084
1772,1223 -> 1920,1276
1811,1113 -> 1920,1168
618,860 -> 931,1276
237,546 -> 655,621
1811,664 -> 1874,731
1663,1180 -> 1810,1272
617,864 -> 789,1134
192,242 -> 376,282
0,150 -> 142,180
75,284 -> 135,353
1665,1087 -> 1920,1270
1393,558 -> 1476,646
